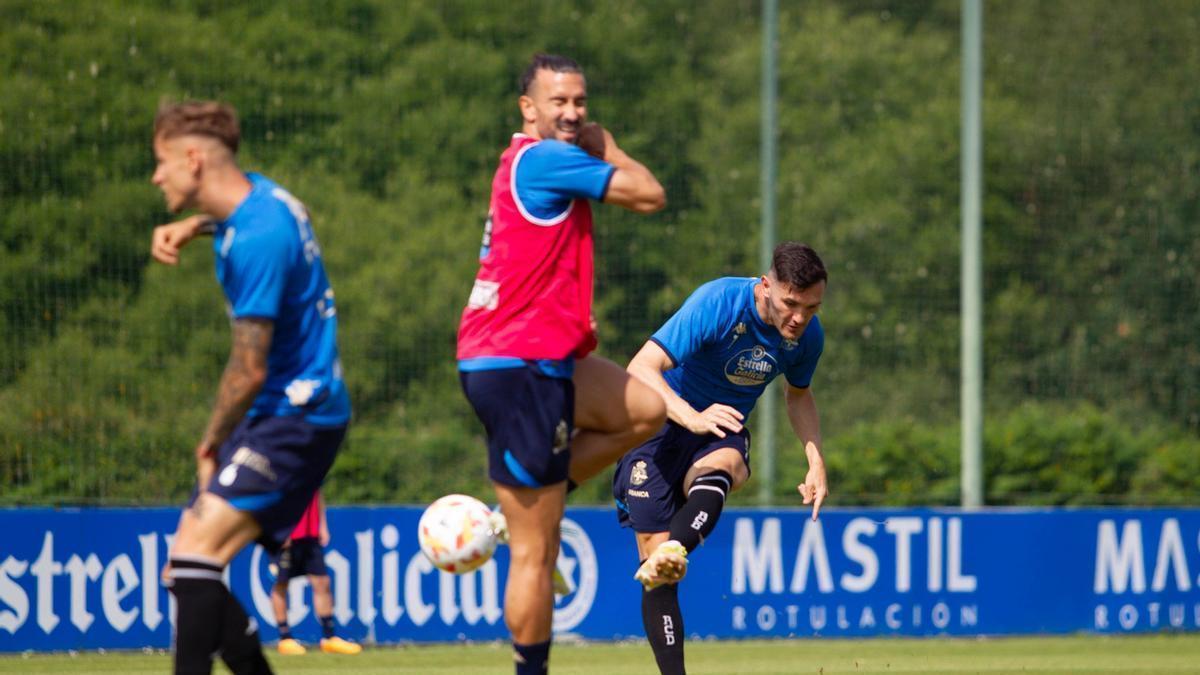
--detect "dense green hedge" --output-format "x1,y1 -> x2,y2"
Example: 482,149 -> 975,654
2,1 -> 1198,506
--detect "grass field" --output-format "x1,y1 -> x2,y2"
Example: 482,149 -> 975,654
3,635 -> 1200,674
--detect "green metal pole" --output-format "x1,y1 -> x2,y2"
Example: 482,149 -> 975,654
758,0 -> 779,506
961,0 -> 984,508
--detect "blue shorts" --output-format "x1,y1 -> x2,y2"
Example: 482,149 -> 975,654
195,415 -> 345,553
459,363 -> 574,488
612,421 -> 751,532
269,538 -> 327,583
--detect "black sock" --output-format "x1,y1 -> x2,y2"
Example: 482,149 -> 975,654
513,640 -> 550,675
667,470 -> 731,553
319,614 -> 336,639
167,556 -> 272,675
169,558 -> 225,675
218,586 -> 272,674
642,584 -> 685,675
278,622 -> 292,641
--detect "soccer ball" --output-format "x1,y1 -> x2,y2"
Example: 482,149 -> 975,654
417,494 -> 500,574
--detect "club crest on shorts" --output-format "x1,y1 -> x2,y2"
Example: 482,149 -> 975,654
553,419 -> 569,454
630,460 -> 649,486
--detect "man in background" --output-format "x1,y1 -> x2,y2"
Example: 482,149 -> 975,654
271,490 -> 362,656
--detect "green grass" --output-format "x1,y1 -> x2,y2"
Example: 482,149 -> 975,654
3,635 -> 1200,674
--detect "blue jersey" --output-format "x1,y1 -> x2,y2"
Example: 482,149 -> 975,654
651,277 -> 823,419
213,173 -> 351,425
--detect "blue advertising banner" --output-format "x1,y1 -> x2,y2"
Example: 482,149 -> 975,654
2,506 -> 1199,652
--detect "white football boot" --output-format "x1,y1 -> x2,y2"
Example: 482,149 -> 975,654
634,540 -> 689,590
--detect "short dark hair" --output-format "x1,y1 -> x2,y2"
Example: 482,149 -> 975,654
771,242 -> 827,290
520,53 -> 583,95
154,100 -> 240,153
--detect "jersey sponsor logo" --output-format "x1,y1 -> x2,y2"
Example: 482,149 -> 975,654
725,346 -> 777,386
467,279 -> 500,311
627,489 -> 650,498
630,461 -> 649,486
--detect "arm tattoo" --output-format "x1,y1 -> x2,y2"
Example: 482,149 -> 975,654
200,318 -> 274,450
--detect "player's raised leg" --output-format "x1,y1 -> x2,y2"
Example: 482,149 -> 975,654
494,482 -> 567,675
569,355 -> 666,485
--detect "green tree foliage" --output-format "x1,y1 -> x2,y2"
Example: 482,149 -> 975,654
1,1 -> 1197,506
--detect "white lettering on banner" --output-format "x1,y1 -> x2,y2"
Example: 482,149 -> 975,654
65,554 -> 102,632
731,516 -> 975,596
404,552 -> 435,626
355,530 -> 377,626
137,534 -> 163,631
734,602 -> 980,632
381,525 -> 404,625
790,520 -> 833,593
1151,519 -> 1190,592
101,555 -> 138,633
1095,520 -> 1146,593
841,518 -> 879,593
31,532 -> 62,633
884,518 -> 921,593
927,518 -> 943,592
324,551 -> 354,625
459,561 -> 502,626
247,547 -> 276,627
438,570 -> 459,625
732,518 -> 783,594
0,557 -> 30,634
947,519 -> 977,592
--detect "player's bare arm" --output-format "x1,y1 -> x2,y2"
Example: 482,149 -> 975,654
627,340 -> 743,437
195,318 -> 273,482
150,213 -> 215,265
583,123 -> 665,214
785,383 -> 828,520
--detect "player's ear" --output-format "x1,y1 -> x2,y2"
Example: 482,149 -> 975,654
518,95 -> 537,124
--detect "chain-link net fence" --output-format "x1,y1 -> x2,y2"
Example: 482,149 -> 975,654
2,1 -> 1198,506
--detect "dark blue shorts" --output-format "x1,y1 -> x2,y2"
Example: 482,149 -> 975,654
269,537 -> 327,583
612,421 -> 751,532
195,415 -> 345,553
460,364 -> 574,488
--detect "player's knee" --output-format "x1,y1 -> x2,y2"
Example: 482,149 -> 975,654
507,537 -> 559,572
630,380 -> 667,436
309,574 -> 331,593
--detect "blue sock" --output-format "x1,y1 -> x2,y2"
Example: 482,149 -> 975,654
513,640 -> 550,675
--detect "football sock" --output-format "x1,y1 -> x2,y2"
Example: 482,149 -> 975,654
168,556 -> 272,675
168,557 -> 225,674
218,584 -> 273,674
319,614 -> 336,639
277,622 -> 293,641
642,583 -> 685,675
667,470 -> 731,553
512,640 -> 550,675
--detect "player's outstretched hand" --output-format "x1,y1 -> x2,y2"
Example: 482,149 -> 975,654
576,122 -> 612,160
152,214 -> 209,265
798,461 -> 828,521
686,403 -> 744,438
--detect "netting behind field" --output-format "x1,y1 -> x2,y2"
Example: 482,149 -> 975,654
2,1 -> 1198,506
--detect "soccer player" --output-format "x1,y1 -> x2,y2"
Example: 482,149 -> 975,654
150,100 -> 351,675
457,53 -> 668,675
270,491 -> 361,656
614,242 -> 830,675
